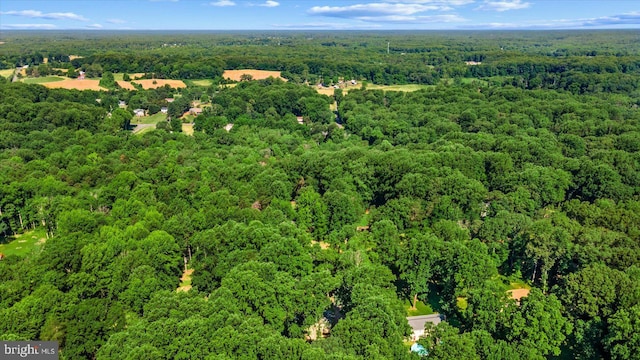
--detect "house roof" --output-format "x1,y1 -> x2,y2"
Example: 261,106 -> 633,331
407,314 -> 443,333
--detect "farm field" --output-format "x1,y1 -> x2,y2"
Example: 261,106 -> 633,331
116,81 -> 136,90
41,79 -> 107,90
117,79 -> 186,90
22,76 -> 66,84
113,73 -> 145,81
131,79 -> 186,89
223,69 -> 286,81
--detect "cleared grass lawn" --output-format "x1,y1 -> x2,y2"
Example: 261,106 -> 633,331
182,123 -> 194,135
0,69 -> 15,78
181,114 -> 196,122
191,79 -> 213,87
509,280 -> 532,290
135,126 -> 156,136
0,228 -> 47,257
133,112 -> 167,125
404,299 -> 435,316
22,76 -> 66,84
365,84 -> 434,92
113,72 -> 145,81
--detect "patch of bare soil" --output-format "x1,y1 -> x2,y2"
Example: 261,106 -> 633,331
507,288 -> 530,304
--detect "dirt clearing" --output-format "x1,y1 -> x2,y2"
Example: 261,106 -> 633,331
177,269 -> 194,292
507,288 -> 530,303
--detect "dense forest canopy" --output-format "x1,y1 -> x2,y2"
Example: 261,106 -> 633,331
0,30 -> 639,359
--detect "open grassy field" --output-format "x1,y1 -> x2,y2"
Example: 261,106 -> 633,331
223,69 -> 285,82
0,69 -> 15,79
113,73 -> 146,81
41,79 -> 107,91
22,76 -> 66,84
134,126 -> 156,136
182,123 -> 194,135
0,228 -> 47,257
404,299 -> 435,316
133,112 -> 167,125
315,86 -> 337,96
190,79 -> 213,87
365,84 -> 434,92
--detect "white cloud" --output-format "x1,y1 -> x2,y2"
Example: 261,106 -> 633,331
107,19 -> 126,24
386,0 -> 474,4
87,23 -> 103,29
477,0 -> 530,12
580,12 -> 640,27
461,12 -> 640,29
272,22 -> 383,29
309,3 -> 451,18
210,0 -> 236,6
1,23 -> 57,29
358,14 -> 466,22
260,1 -> 280,7
0,10 -> 88,21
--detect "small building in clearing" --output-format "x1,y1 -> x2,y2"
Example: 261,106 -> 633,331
189,108 -> 203,116
161,107 -> 168,114
133,109 -> 145,117
407,314 -> 443,341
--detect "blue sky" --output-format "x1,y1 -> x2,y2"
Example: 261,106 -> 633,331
1,0 -> 639,30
